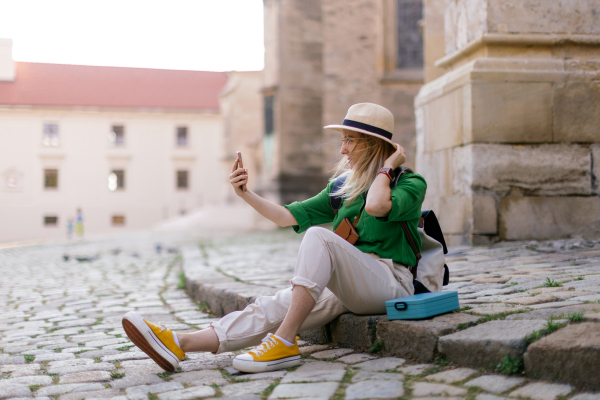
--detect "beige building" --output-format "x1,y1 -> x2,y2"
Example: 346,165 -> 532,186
0,38 -> 235,243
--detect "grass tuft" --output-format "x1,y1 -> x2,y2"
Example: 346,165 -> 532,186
542,278 -> 562,288
367,340 -> 384,354
260,378 -> 281,399
157,372 -> 173,381
495,355 -> 523,375
567,311 -> 584,322
110,371 -> 125,379
23,354 -> 35,363
29,384 -> 44,391
177,272 -> 186,290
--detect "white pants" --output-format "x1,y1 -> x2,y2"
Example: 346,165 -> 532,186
211,227 -> 414,353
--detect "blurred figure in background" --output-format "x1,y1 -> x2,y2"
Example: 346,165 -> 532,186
75,209 -> 84,239
66,217 -> 74,239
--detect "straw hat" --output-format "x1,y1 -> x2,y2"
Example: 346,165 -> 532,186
324,103 -> 395,146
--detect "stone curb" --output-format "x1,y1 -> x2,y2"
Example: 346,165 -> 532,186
181,245 -> 600,389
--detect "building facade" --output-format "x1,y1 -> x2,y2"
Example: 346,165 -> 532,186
0,39 -> 231,243
257,0 -> 425,205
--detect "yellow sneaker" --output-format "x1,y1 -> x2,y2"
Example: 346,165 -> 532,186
122,311 -> 185,372
232,333 -> 301,373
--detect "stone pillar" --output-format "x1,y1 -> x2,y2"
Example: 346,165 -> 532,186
0,38 -> 15,81
415,0 -> 600,245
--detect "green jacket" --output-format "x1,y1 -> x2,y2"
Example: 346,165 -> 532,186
284,172 -> 427,266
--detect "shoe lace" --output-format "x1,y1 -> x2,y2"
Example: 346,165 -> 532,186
152,321 -> 170,333
249,335 -> 279,357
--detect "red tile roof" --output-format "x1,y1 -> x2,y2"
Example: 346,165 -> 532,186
0,62 -> 228,110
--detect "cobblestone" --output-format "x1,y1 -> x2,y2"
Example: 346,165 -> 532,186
3,230 -> 600,399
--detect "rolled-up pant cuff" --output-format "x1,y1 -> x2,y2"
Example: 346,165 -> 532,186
290,276 -> 322,303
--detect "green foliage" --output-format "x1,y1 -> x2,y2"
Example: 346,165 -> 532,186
456,306 -> 473,312
29,384 -> 44,392
0,372 -> 10,379
23,354 -> 35,363
542,278 -> 562,288
526,329 -> 543,344
567,311 -> 584,322
177,272 -> 186,290
53,348 -> 62,353
157,372 -> 173,381
260,379 -> 281,399
230,377 -> 251,383
545,316 -> 567,335
368,340 -> 384,354
110,371 -> 125,379
148,394 -> 159,400
197,300 -> 210,313
526,316 -> 568,344
77,329 -> 85,334
495,355 -> 523,375
576,276 -> 585,281
457,323 -> 469,330
116,345 -> 135,351
508,281 -> 519,286
434,355 -> 449,366
475,309 -> 529,324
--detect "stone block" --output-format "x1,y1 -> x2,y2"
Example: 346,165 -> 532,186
524,323 -> 600,388
499,197 -> 600,240
454,144 -> 592,196
280,368 -> 344,383
411,381 -> 468,397
377,313 -> 479,361
220,380 -> 274,397
337,353 -> 375,364
437,319 -> 547,369
353,357 -> 405,372
157,386 -> 216,400
554,81 -> 600,143
464,374 -> 524,393
351,371 -> 404,382
311,348 -> 353,359
508,382 -> 572,400
268,382 -> 339,400
423,87 -> 464,152
473,195 -> 498,234
59,370 -> 111,384
345,380 -> 405,399
329,314 -> 385,351
469,82 -> 552,144
125,382 -> 184,400
426,367 -> 477,383
593,144 -> 600,195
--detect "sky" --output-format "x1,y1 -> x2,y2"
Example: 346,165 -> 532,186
0,0 -> 264,71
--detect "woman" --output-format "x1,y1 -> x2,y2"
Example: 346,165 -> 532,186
122,103 -> 427,374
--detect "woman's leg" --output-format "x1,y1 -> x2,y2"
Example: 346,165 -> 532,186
178,327 -> 219,353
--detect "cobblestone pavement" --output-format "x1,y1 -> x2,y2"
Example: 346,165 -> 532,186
2,230 -> 600,400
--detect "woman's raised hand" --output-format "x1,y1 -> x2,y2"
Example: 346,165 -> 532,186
230,155 -> 248,196
384,143 -> 406,170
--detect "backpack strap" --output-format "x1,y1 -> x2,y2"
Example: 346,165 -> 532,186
329,174 -> 348,215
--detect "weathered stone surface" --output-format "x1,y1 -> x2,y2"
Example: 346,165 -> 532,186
296,361 -> 345,371
125,382 -> 184,400
240,371 -> 287,381
351,371 -> 404,382
571,393 -> 600,400
298,344 -> 331,354
37,383 -> 106,396
426,367 -> 477,383
438,319 -> 547,368
554,81 -> 600,143
122,364 -> 164,377
465,374 -> 524,393
345,379 -> 405,399
268,382 -> 339,400
33,353 -> 75,362
377,313 -> 479,361
47,362 -> 115,375
0,375 -> 52,387
171,370 -> 226,385
398,363 -> 433,375
354,357 -> 405,372
337,353 -> 375,364
157,386 -> 216,400
220,380 -> 274,397
311,348 -> 353,359
524,323 -> 600,388
0,383 -> 31,398
59,370 -> 112,384
109,373 -> 164,389
508,382 -> 572,400
280,368 -> 344,383
329,314 -> 386,351
58,388 -> 121,400
500,197 -> 600,240
410,382 -> 468,397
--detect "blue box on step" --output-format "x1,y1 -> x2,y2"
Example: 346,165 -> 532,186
385,291 -> 459,320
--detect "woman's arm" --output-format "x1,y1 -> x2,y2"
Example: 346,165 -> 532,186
365,144 -> 406,217
230,157 -> 298,227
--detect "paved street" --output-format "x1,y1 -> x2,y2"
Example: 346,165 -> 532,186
1,230 -> 600,399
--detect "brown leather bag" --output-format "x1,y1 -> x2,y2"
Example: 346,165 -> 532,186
333,193 -> 366,245
334,214 -> 361,245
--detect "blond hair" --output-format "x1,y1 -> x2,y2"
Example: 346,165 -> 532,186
330,133 -> 395,205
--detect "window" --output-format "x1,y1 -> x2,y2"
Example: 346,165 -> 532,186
44,216 -> 58,226
42,124 -> 59,147
264,95 -> 274,136
108,170 -> 125,191
109,125 -> 125,146
396,0 -> 423,69
44,169 -> 58,189
112,215 -> 125,226
177,170 -> 189,189
176,127 -> 188,146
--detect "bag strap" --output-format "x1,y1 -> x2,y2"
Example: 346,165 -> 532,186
400,220 -> 422,280
351,192 -> 368,227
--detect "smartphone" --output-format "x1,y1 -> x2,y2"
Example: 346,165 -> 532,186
236,151 -> 246,192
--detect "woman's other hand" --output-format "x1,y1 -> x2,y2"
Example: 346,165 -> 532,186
383,144 -> 406,170
230,156 -> 248,197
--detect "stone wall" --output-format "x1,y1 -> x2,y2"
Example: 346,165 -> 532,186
416,0 -> 600,244
321,0 -> 421,172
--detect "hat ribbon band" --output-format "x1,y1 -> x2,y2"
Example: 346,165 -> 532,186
342,119 -> 392,140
